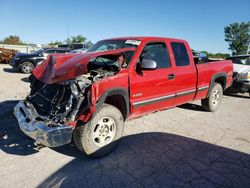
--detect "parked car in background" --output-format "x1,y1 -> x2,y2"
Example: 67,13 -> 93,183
226,54 -> 250,95
192,50 -> 209,64
10,48 -> 70,73
69,48 -> 87,54
58,43 -> 90,50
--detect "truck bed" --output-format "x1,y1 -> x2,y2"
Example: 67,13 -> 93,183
195,60 -> 233,100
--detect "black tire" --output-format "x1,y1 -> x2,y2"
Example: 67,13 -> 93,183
73,104 -> 124,158
20,61 -> 34,74
201,83 -> 223,112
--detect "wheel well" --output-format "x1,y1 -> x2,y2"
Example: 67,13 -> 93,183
21,60 -> 34,64
20,61 -> 34,68
214,76 -> 226,90
105,95 -> 128,120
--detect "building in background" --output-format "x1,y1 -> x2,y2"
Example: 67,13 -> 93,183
0,42 -> 91,54
0,43 -> 41,53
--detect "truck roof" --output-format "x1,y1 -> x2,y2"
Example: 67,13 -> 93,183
104,36 -> 187,43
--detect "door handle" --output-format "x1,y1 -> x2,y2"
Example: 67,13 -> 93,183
168,74 -> 175,80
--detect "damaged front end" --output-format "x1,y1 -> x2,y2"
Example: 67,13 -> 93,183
14,48 -> 134,147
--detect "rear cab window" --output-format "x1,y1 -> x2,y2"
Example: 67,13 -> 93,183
171,42 -> 190,66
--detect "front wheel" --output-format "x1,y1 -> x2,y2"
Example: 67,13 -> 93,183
201,83 -> 223,112
20,61 -> 34,74
73,104 -> 124,158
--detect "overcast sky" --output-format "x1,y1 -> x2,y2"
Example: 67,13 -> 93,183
0,0 -> 249,53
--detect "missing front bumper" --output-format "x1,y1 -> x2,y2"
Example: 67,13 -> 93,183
14,101 -> 73,147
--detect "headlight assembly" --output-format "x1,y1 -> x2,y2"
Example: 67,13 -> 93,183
238,72 -> 250,80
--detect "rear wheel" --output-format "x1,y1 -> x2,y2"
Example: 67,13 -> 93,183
20,62 -> 34,74
73,104 -> 124,158
201,83 -> 223,112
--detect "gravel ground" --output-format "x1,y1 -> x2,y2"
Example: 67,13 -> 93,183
0,64 -> 250,188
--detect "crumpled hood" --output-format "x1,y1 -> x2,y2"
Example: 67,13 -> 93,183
32,47 -> 135,84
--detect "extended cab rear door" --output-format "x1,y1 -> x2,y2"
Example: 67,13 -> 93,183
129,41 -> 176,117
169,41 -> 197,105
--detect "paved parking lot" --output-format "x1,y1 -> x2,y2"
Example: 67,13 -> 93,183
0,64 -> 250,188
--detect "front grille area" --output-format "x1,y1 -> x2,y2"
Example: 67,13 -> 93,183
28,75 -> 71,117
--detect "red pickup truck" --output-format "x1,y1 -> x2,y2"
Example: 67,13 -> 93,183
14,37 -> 233,157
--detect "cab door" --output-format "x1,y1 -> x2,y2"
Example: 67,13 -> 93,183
129,42 -> 176,117
170,42 -> 197,106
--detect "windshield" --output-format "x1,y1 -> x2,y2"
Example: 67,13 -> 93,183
89,50 -> 135,70
87,39 -> 141,52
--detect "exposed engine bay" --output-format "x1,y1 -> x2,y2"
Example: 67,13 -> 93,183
26,54 -> 125,126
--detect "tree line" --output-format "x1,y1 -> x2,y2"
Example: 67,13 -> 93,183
48,35 -> 93,46
0,34 -> 93,46
224,22 -> 249,55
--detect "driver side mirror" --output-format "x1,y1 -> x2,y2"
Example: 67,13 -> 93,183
140,59 -> 157,70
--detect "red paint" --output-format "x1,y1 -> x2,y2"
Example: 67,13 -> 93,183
33,47 -> 135,84
32,37 -> 233,125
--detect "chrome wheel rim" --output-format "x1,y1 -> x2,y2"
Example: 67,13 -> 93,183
22,63 -> 32,73
92,117 -> 116,147
212,89 -> 220,105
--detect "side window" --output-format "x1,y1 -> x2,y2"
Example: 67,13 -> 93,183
140,43 -> 171,68
171,42 -> 190,66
